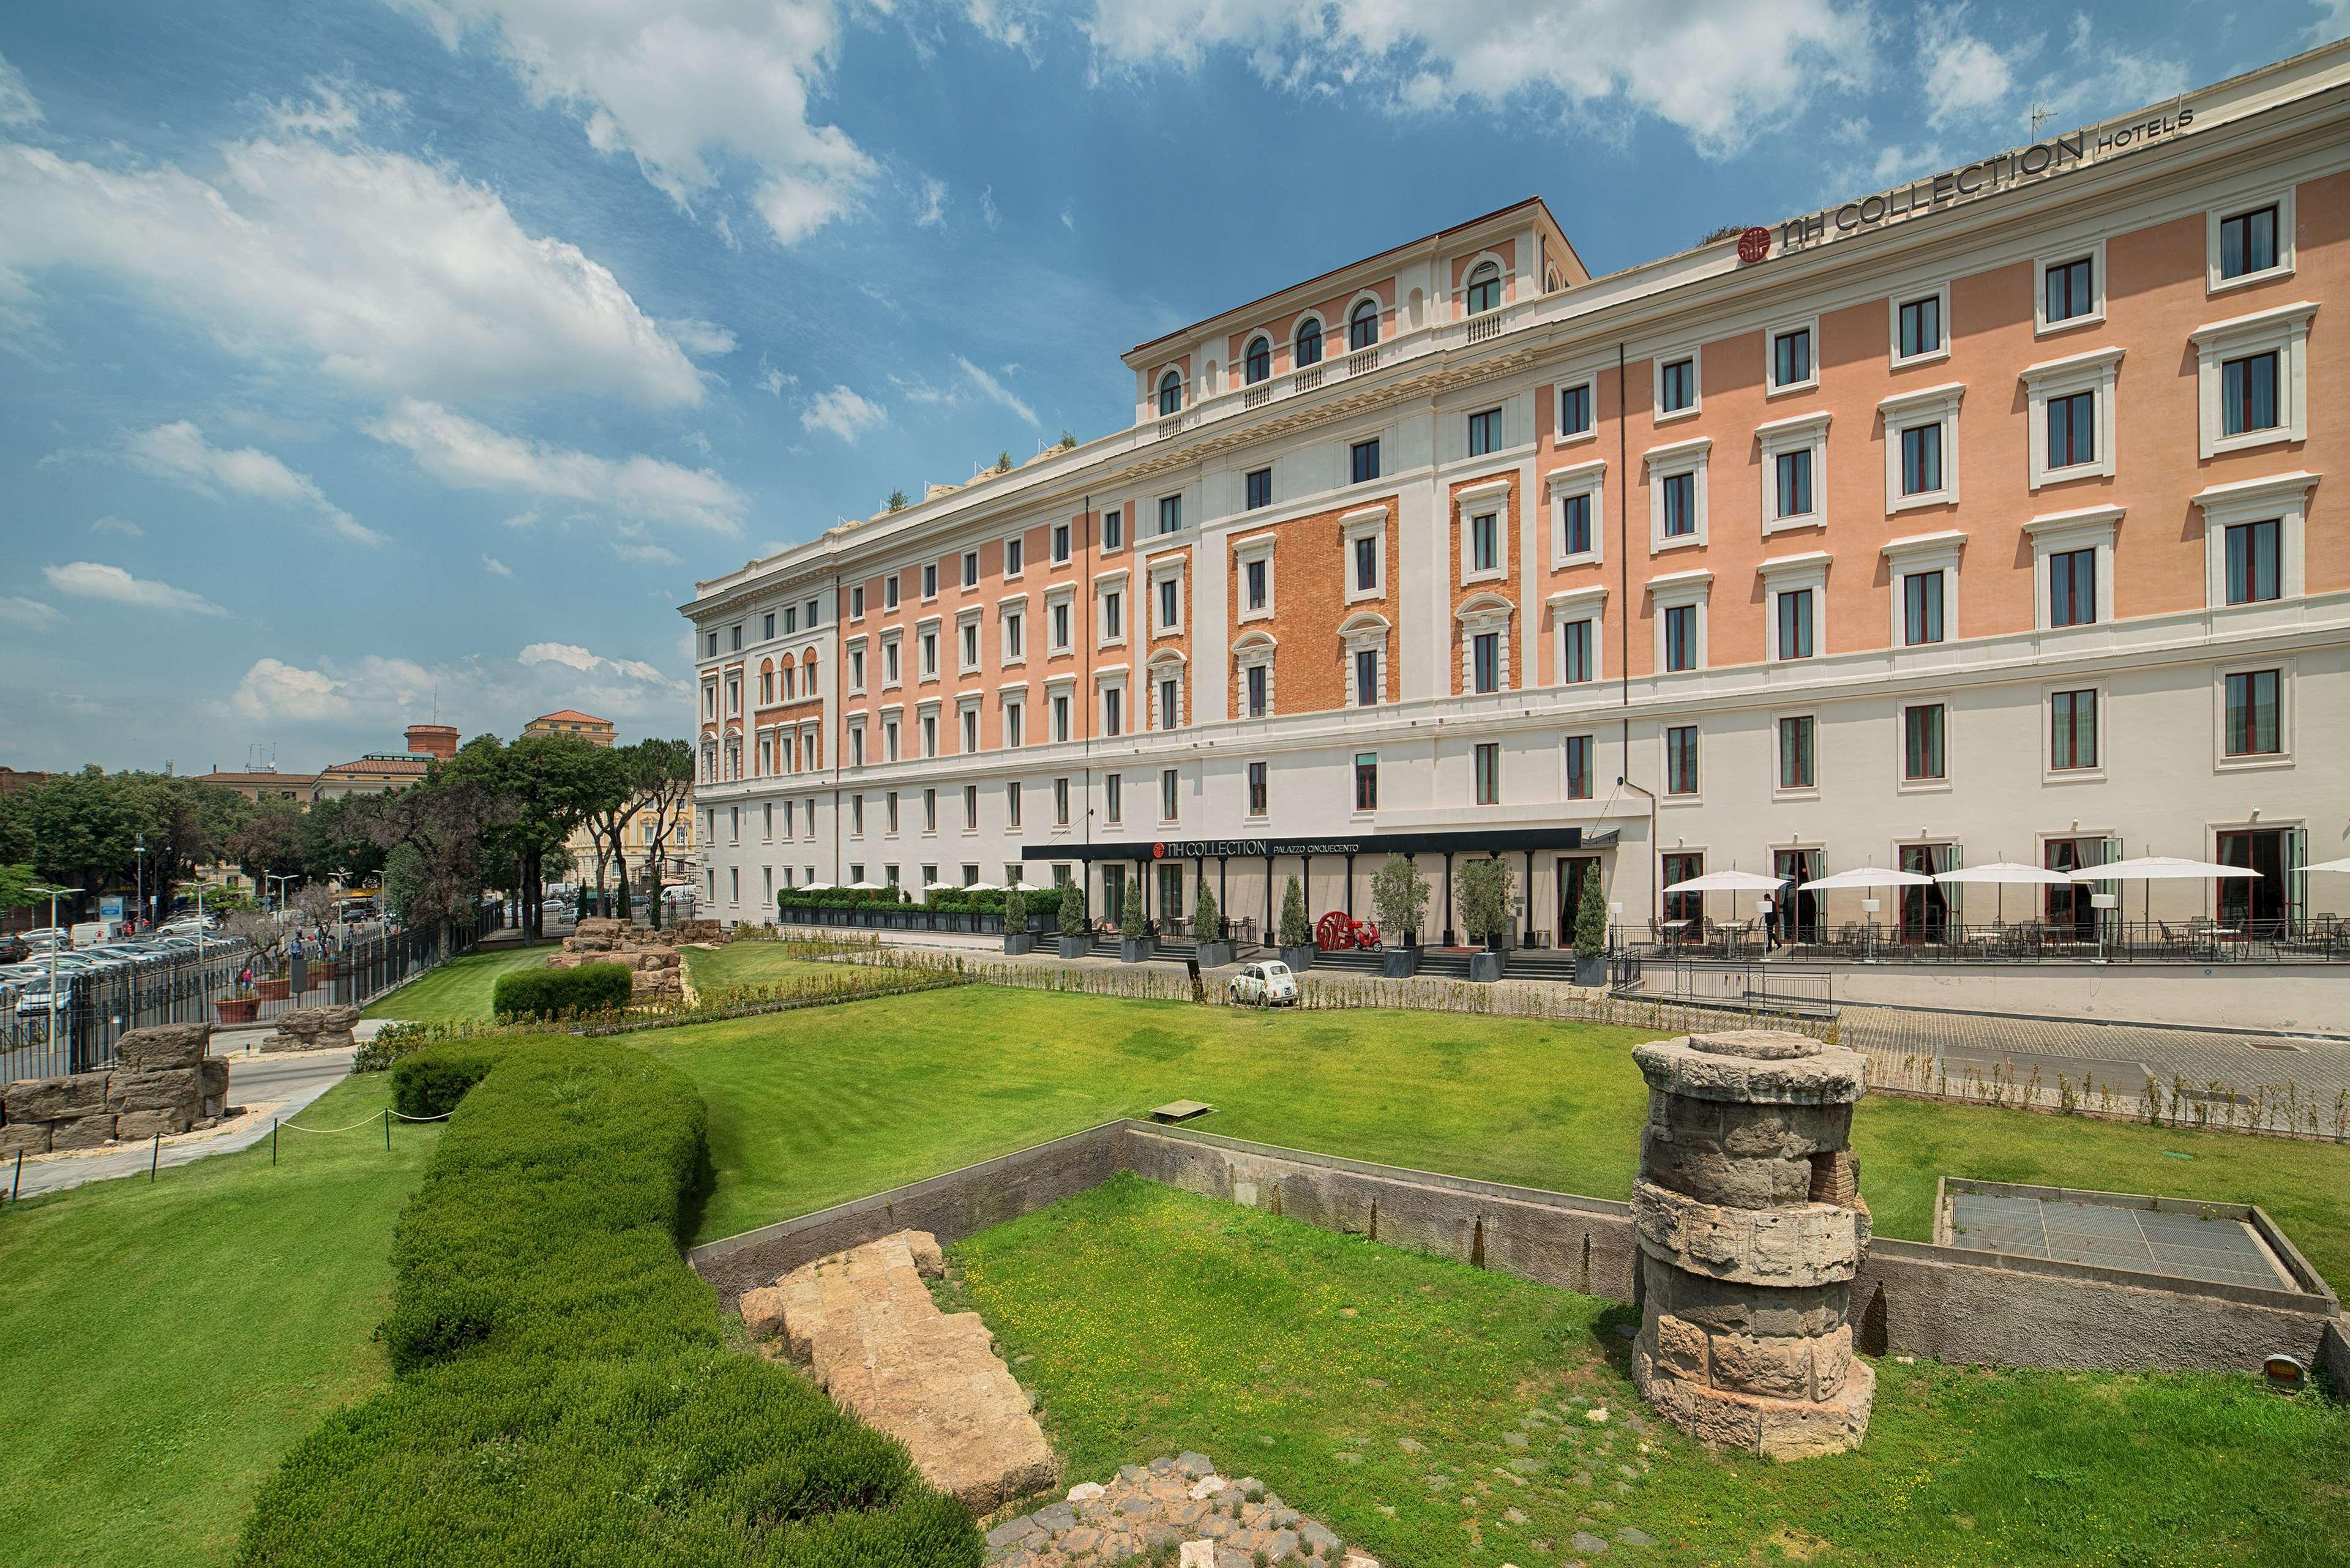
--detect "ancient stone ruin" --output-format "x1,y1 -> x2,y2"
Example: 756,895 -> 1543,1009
260,1004 -> 361,1054
545,916 -> 684,1002
0,1023 -> 230,1155
983,1454 -> 1374,1568
1630,1028 -> 1875,1460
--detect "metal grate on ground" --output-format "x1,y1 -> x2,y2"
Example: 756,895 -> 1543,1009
1945,1191 -> 2293,1291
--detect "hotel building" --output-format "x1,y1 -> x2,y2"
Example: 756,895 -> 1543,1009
684,42 -> 2348,945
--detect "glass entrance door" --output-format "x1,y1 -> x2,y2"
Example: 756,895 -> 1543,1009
1157,864 -> 1185,927
1898,843 -> 1951,940
2043,838 -> 2100,939
1101,864 -> 1126,929
1773,849 -> 1822,942
2217,830 -> 2286,935
1556,857 -> 1598,947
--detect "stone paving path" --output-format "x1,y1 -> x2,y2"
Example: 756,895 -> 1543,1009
983,1453 -> 1372,1567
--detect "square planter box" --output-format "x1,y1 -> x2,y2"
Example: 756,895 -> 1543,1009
255,977 -> 291,1001
1195,939 -> 1237,969
1120,938 -> 1155,963
1380,947 -> 1420,979
1057,934 -> 1090,960
215,996 -> 260,1025
1469,950 -> 1505,984
1003,932 -> 1035,956
1574,954 -> 1609,987
1279,944 -> 1317,973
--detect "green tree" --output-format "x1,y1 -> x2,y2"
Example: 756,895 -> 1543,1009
1057,880 -> 1085,938
1574,868 -> 1611,958
444,733 -> 610,941
1119,876 -> 1145,935
231,795 -> 307,884
0,862 -> 43,909
628,739 -> 697,930
296,794 -> 386,887
1004,883 -> 1028,930
1192,879 -> 1221,943
1369,855 -> 1428,943
1454,857 -> 1517,947
1278,875 -> 1311,948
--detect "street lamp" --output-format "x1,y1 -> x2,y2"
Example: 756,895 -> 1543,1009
264,872 -> 298,921
28,884 -> 71,1062
135,835 -> 148,934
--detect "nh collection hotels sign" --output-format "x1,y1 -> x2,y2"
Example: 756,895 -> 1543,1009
1773,105 -> 2198,255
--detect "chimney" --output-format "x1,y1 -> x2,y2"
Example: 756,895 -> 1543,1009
406,723 -> 460,761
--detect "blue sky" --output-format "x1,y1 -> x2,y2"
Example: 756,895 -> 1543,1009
3,0 -> 2342,772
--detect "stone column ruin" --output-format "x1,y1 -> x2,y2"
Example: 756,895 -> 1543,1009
1630,1029 -> 1875,1460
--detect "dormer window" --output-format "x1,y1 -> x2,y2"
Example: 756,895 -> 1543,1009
1157,370 -> 1183,416
1349,299 -> 1379,350
1244,336 -> 1271,384
1466,261 -> 1502,315
1295,318 -> 1323,368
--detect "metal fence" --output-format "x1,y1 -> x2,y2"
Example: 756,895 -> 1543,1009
1610,919 -> 2350,966
1609,955 -> 1837,1019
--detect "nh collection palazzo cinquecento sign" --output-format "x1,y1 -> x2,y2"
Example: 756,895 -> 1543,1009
1772,105 -> 2197,255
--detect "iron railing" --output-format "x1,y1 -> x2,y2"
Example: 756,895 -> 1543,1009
1607,919 -> 2350,965
1609,955 -> 1836,1018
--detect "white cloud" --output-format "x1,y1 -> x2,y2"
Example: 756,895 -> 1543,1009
2318,1 -> 2350,43
916,174 -> 949,227
980,184 -> 1000,228
0,595 -> 64,630
233,657 -> 351,721
266,77 -> 405,140
43,561 -> 230,617
368,398 -> 747,532
0,51 -> 41,127
660,316 -> 738,356
1078,0 -> 1871,157
482,554 -> 514,577
90,515 -> 143,537
502,509 -> 541,529
801,384 -> 887,441
388,0 -> 876,245
0,127 -> 705,408
1918,7 -> 2025,130
520,640 -> 601,672
615,541 -> 682,565
125,420 -> 383,545
956,355 -> 1038,427
1059,205 -> 1074,231
756,358 -> 798,396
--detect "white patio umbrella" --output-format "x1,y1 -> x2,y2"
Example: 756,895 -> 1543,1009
2305,857 -> 2350,875
964,880 -> 1001,892
1661,868 -> 1787,938
845,879 -> 886,892
1932,860 -> 2071,924
799,881 -> 835,892
1797,866 -> 1932,956
2068,855 -> 2261,930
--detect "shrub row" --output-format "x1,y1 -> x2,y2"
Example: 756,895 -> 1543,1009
238,1039 -> 980,1566
489,961 -> 633,1020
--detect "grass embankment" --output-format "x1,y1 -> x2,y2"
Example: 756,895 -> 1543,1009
0,1076 -> 440,1568
360,943 -> 551,1023
677,938 -> 861,995
947,1176 -> 2350,1568
642,986 -> 2350,1288
238,1039 -> 978,1566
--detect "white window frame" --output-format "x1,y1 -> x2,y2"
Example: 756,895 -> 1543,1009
1644,436 -> 1710,554
1232,631 -> 1276,719
1556,376 -> 1598,446
881,710 -> 901,763
1894,698 -> 1953,793
1880,531 -> 1966,648
1003,532 -> 1026,579
880,631 -> 903,690
2206,188 -> 2296,295
1648,569 -> 1712,675
915,616 -> 941,681
1653,344 -> 1702,423
1888,281 -> 1952,369
1045,674 -> 1076,742
998,595 -> 1028,666
955,608 -> 984,676
921,562 -> 940,603
1341,505 -> 1388,604
847,717 -> 867,769
1148,559 -> 1186,637
998,685 -> 1026,749
1339,611 -> 1390,707
956,694 -> 982,756
917,700 -> 941,759
2194,470 -> 2316,610
1879,382 -> 1964,513
1546,460 -> 1605,568
1772,710 -> 1821,801
1093,567 -> 1129,649
1044,583 -> 1076,654
1546,584 -> 1607,687
2192,300 -> 2315,458
1096,668 -> 1129,740
1146,653 -> 1187,730
2025,506 -> 2124,632
2021,346 -> 2123,488
960,550 -> 979,590
1233,532 -> 1277,624
1456,477 -> 1513,587
2034,238 -> 2107,336
1765,316 -> 1820,396
845,636 -> 868,695
1755,413 -> 1828,536
1456,592 -> 1515,695
1757,551 -> 1830,662
2212,658 -> 2295,773
2042,681 -> 2109,785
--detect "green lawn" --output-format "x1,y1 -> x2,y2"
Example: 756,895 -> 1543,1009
0,1075 -> 441,1568
361,943 -> 552,1021
946,1176 -> 2350,1568
640,986 -> 2350,1288
676,938 -> 858,994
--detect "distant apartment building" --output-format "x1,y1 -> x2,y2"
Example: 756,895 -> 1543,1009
524,709 -> 618,747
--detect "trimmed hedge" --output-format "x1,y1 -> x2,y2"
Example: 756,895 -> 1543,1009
490,961 -> 633,1020
239,1040 -> 980,1566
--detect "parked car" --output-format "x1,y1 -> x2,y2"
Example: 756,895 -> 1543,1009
1228,960 -> 1300,1007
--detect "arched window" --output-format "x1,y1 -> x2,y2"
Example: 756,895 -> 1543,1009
1349,299 -> 1380,351
1244,336 -> 1271,384
1465,261 -> 1503,315
1295,318 -> 1323,368
1157,370 -> 1183,415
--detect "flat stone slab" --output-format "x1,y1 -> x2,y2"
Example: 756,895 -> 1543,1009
984,1455 -> 1373,1567
1634,1032 -> 1867,1105
741,1230 -> 1057,1514
1150,1100 -> 1217,1122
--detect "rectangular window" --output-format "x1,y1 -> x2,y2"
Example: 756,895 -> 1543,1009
1102,510 -> 1121,550
806,598 -> 820,627
962,783 -> 977,826
2051,689 -> 2098,770
706,631 -> 718,656
1562,619 -> 1592,684
1474,742 -> 1501,805
1052,693 -> 1069,741
1351,439 -> 1381,485
1467,408 -> 1504,457
851,794 -> 864,834
1900,423 -> 1943,496
885,575 -> 900,611
1006,782 -> 1022,828
2049,547 -> 2098,628
1665,725 -> 1698,795
1472,512 -> 1500,572
1560,492 -> 1591,556
1776,589 -> 1814,659
1160,768 -> 1178,821
1159,676 -> 1178,730
1779,715 -> 1816,790
851,584 -> 866,618
1772,327 -> 1811,389
2045,255 -> 2095,324
1353,752 -> 1379,812
1005,536 -> 1023,575
2219,204 -> 2278,280
1052,602 -> 1071,649
1903,703 -> 1947,781
922,563 -> 938,599
1245,561 -> 1267,611
1472,631 -> 1500,694
1005,700 -> 1022,747
1663,603 -> 1697,671
1560,382 -> 1592,436
1052,523 -> 1071,562
2046,390 -> 2096,469
762,611 -> 775,640
1564,734 -> 1592,799
1355,648 -> 1378,707
730,625 -> 741,651
920,631 -> 937,677
1157,578 -> 1178,630
1903,570 -> 1945,646
921,714 -> 937,756
1659,357 -> 1695,413
1661,472 -> 1696,537
1774,449 -> 1813,518
1244,467 -> 1272,510
960,708 -> 978,752
1105,773 -> 1122,823
1246,663 -> 1268,717
2225,670 -> 2281,756
960,622 -> 979,668
1247,761 -> 1268,816
1006,611 -> 1023,657
1103,591 -> 1122,640
1054,777 -> 1070,824
886,791 -> 900,832
1103,686 -> 1123,737
1353,534 -> 1377,592
2226,519 -> 2281,605
1898,294 -> 1942,359
2221,351 -> 2280,435
962,551 -> 978,588
1158,495 -> 1182,534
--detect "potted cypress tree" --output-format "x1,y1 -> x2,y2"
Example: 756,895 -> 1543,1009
1003,884 -> 1033,955
1573,871 -> 1611,986
1277,875 -> 1315,973
1056,881 -> 1089,959
1371,854 -> 1428,978
1454,857 -> 1516,982
1118,879 -> 1153,962
1193,881 -> 1234,968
